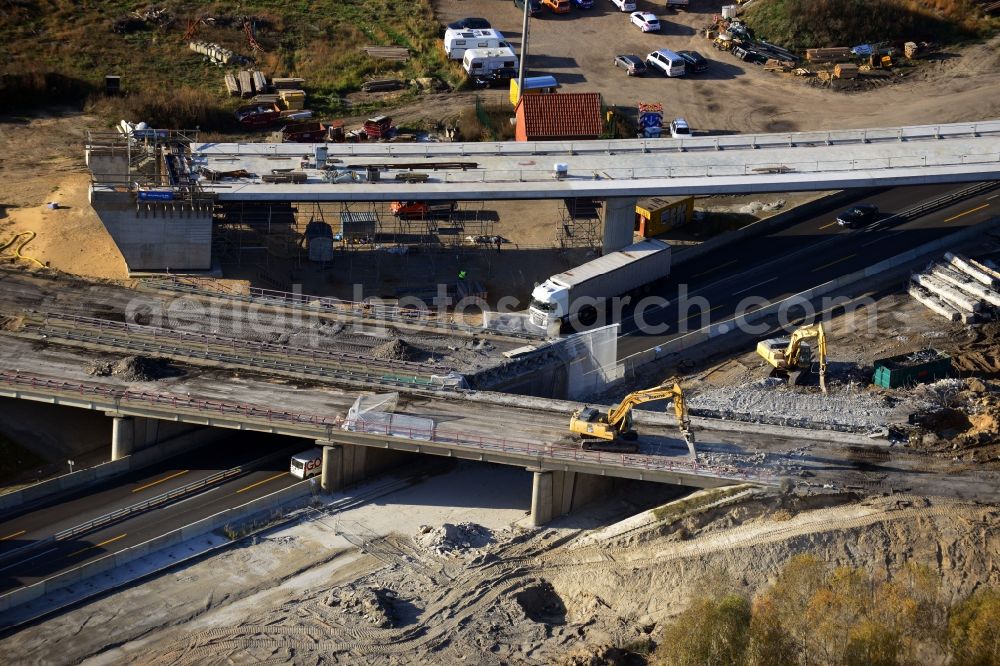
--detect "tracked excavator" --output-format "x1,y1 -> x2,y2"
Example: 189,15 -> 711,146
569,381 -> 695,453
756,323 -> 827,392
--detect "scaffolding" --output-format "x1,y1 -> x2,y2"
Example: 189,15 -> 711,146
557,198 -> 603,251
213,200 -> 302,288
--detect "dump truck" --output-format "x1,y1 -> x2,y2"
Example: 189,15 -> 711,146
528,238 -> 671,331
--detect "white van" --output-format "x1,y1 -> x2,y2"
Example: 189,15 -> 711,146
443,28 -> 505,60
290,448 -> 322,479
646,49 -> 686,77
462,46 -> 519,76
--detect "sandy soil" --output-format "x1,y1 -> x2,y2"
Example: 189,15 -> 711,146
0,115 -> 125,280
6,468 -> 996,664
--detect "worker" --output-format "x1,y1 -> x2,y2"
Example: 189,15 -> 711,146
494,236 -> 502,254
458,269 -> 467,280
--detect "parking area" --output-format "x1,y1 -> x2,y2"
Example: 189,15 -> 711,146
431,0 -> 1000,135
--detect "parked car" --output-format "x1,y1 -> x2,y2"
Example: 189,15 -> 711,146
669,118 -> 691,138
836,204 -> 880,228
446,17 -> 491,30
629,11 -> 660,32
572,0 -> 594,8
610,0 -> 637,12
473,66 -> 518,88
677,50 -> 708,73
646,49 -> 686,77
514,0 -> 543,15
614,54 -> 647,76
543,0 -> 571,12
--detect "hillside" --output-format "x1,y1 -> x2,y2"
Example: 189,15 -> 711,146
743,0 -> 996,53
0,0 -> 458,126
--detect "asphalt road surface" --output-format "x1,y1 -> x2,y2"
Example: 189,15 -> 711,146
0,434 -> 309,592
615,183 -> 998,358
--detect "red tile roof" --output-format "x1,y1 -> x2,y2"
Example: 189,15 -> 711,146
518,92 -> 603,139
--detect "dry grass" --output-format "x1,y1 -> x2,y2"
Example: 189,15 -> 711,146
743,0 -> 998,52
0,0 -> 455,127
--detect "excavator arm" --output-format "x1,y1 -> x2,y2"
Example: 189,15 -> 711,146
606,383 -> 682,433
784,323 -> 827,393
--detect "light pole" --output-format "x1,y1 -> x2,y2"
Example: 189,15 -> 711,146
515,0 -> 531,106
67,459 -> 75,473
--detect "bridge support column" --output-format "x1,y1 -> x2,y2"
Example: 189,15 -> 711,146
320,444 -> 344,493
602,197 -> 637,254
317,441 -> 413,493
111,416 -> 135,461
529,468 -> 614,527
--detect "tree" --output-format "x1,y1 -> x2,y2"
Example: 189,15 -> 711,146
654,594 -> 752,666
948,588 -> 1000,666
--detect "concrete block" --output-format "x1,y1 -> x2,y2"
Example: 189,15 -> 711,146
908,285 -> 963,322
913,273 -> 982,312
932,266 -> 1000,306
945,251 -> 999,288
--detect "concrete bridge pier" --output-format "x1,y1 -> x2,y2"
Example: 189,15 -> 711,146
111,416 -> 136,461
603,197 -> 638,254
318,441 -> 413,494
528,467 -> 614,527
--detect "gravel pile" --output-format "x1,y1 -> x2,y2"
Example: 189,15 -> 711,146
416,522 -> 493,556
87,355 -> 177,382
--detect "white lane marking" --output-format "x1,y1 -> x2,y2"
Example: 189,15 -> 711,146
732,277 -> 777,296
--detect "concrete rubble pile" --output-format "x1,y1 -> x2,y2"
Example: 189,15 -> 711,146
415,522 -> 494,556
324,584 -> 403,628
689,381 -> 893,432
909,251 -> 1000,323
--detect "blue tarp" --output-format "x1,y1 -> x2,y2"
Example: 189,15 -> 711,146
851,44 -> 874,57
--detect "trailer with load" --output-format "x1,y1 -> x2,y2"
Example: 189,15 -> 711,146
529,238 -> 671,331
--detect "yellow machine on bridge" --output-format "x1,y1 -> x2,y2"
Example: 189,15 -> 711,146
569,381 -> 694,451
756,323 -> 828,392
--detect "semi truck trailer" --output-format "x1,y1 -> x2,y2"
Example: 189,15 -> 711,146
528,238 -> 671,331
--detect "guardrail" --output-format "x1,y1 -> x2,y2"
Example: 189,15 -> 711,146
26,311 -> 453,377
143,278 -> 549,342
0,453 -> 273,570
0,370 -> 776,488
191,120 -> 1000,159
21,315 -> 460,393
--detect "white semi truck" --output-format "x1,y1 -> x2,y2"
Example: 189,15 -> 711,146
528,238 -> 671,331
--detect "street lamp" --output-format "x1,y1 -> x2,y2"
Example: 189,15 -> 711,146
515,0 -> 531,106
67,459 -> 75,473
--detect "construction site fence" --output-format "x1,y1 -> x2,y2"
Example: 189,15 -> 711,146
0,371 -> 776,487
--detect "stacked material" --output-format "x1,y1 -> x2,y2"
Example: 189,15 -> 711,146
272,77 -> 305,89
238,70 -> 254,97
189,41 -> 247,66
909,251 -> 1000,323
252,70 -> 268,92
805,47 -> 852,64
278,89 -> 306,110
833,63 -> 858,79
224,72 -> 239,96
363,45 -> 411,61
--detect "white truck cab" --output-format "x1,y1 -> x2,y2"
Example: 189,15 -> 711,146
529,280 -> 571,329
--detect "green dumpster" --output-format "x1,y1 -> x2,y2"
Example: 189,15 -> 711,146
872,349 -> 952,389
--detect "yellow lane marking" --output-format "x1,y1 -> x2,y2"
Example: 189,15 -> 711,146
683,304 -> 724,322
944,203 -> 989,223
131,469 -> 189,494
236,471 -> 289,494
818,220 -> 839,230
812,253 -> 857,272
1,530 -> 26,541
68,533 -> 128,558
691,259 -> 737,278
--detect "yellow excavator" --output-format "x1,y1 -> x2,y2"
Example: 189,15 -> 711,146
569,381 -> 695,453
756,323 -> 828,392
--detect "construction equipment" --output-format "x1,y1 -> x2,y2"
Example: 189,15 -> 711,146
569,381 -> 695,451
756,323 -> 828,392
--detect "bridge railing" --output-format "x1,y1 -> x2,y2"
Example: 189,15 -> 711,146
192,120 -> 1000,159
0,371 -> 775,486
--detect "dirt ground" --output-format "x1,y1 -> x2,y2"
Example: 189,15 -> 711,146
431,0 -> 1000,133
5,466 -> 997,664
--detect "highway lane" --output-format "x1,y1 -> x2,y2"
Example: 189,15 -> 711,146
0,446 -> 308,592
0,434 -> 306,559
616,183 -> 998,358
